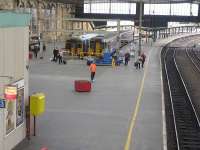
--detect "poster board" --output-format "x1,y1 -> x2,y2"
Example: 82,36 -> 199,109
4,79 -> 24,134
12,79 -> 24,126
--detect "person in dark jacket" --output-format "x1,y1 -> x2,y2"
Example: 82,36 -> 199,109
33,46 -> 39,58
53,48 -> 59,62
43,44 -> 46,52
141,53 -> 146,68
124,52 -> 130,66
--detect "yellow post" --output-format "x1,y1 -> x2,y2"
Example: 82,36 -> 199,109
71,48 -> 75,56
88,48 -> 93,56
112,58 -> 116,68
96,41 -> 101,57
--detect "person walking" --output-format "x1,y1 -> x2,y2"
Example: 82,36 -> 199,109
43,44 -> 46,52
89,61 -> 96,82
58,50 -> 63,64
124,52 -> 130,66
53,48 -> 58,62
141,53 -> 146,68
33,46 -> 39,58
134,59 -> 140,69
134,56 -> 142,69
42,43 -> 46,58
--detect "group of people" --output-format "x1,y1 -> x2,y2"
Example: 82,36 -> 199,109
134,53 -> 146,69
88,52 -> 146,83
52,48 -> 66,64
30,44 -> 46,59
124,51 -> 146,69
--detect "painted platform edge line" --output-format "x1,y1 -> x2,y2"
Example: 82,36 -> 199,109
160,48 -> 168,150
123,51 -> 151,150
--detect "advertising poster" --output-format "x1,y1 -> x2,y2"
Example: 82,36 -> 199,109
16,88 -> 24,126
5,100 -> 15,134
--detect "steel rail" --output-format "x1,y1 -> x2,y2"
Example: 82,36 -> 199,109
164,47 -> 200,150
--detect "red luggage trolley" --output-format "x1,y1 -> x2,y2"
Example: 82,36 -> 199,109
74,80 -> 91,92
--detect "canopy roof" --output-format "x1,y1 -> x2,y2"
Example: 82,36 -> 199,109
52,0 -> 200,5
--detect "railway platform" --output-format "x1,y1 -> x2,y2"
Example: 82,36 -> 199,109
14,33 -> 200,150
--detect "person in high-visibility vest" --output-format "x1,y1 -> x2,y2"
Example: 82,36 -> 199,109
89,62 -> 97,82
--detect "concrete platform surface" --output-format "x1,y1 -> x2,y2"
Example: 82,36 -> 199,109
15,42 -> 144,150
14,33 -> 199,150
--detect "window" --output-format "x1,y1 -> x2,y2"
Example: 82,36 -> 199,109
84,1 -> 136,15
91,3 -> 110,14
111,3 -> 129,14
144,4 -> 170,15
120,21 -> 134,26
130,3 -> 136,14
171,3 -> 198,16
107,21 -> 117,26
168,22 -> 197,27
84,3 -> 90,13
144,3 -> 199,16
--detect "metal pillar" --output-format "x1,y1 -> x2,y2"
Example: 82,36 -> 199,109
146,31 -> 148,43
138,0 -> 143,56
117,19 -> 120,52
133,25 -> 135,42
36,1 -> 40,36
55,3 -> 58,44
153,30 -> 156,42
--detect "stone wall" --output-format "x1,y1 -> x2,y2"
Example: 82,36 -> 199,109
0,0 -> 93,42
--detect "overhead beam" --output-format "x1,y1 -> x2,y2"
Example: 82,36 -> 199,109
64,17 -> 121,22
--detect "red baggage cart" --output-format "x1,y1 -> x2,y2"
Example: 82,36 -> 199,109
74,80 -> 91,92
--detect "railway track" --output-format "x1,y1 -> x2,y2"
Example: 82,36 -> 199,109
186,48 -> 200,72
163,47 -> 200,150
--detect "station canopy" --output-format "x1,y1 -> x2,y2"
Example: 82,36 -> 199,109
52,0 -> 200,4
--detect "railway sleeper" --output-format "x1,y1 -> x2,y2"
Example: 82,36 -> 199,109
182,137 -> 200,141
181,141 -> 200,146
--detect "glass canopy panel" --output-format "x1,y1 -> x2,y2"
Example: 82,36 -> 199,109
84,1 -> 136,14
84,3 -> 90,13
144,3 -> 198,16
144,4 -> 170,15
171,3 -> 198,16
91,3 -> 110,14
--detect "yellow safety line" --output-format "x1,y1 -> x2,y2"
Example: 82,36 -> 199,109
124,55 -> 150,150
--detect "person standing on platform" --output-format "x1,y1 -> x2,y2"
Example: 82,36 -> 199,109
58,50 -> 63,64
89,61 -> 97,82
53,47 -> 58,62
135,56 -> 142,69
33,46 -> 39,58
134,59 -> 140,69
124,52 -> 130,66
141,53 -> 146,68
42,43 -> 46,58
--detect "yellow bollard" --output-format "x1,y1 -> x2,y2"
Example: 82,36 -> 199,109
112,58 -> 116,68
